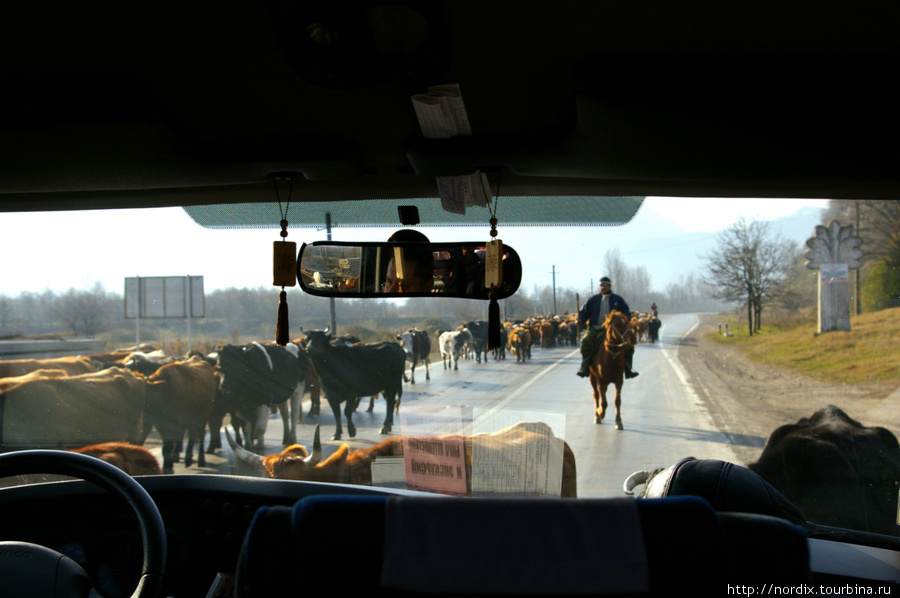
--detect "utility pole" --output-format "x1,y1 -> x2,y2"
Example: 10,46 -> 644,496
326,212 -> 337,334
854,201 -> 861,316
550,265 -> 558,314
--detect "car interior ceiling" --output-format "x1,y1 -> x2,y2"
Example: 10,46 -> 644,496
2,1 -> 899,596
1,1 -> 899,215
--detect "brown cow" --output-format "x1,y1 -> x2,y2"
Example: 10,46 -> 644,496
1,367 -> 147,448
0,368 -> 69,393
70,442 -> 162,476
0,355 -> 98,378
143,355 -> 217,473
229,421 -> 577,498
540,320 -> 554,349
508,326 -> 531,362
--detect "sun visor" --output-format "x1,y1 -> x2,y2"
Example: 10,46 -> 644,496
183,195 -> 643,229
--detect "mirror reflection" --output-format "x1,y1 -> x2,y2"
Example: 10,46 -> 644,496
297,241 -> 522,299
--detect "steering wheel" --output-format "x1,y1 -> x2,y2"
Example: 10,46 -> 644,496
0,449 -> 167,598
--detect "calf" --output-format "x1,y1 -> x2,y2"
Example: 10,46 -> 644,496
71,442 -> 162,476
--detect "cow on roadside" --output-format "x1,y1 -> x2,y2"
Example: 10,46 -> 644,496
508,326 -> 532,362
0,355 -> 98,378
397,328 -> 431,384
214,342 -> 303,452
0,368 -> 69,393
463,321 -> 491,363
0,367 -> 147,448
492,326 -> 508,360
648,317 -> 662,343
304,329 -> 406,441
123,349 -> 174,376
438,328 -> 472,371
142,354 -> 217,472
228,421 -> 578,498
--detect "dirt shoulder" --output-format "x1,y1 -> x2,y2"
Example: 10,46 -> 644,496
675,314 -> 900,466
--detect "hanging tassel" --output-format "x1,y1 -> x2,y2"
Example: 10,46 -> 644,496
276,289 -> 289,346
488,288 -> 501,350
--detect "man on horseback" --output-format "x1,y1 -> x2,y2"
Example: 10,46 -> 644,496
576,276 -> 639,379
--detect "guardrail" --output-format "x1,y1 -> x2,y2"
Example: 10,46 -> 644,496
0,338 -> 105,360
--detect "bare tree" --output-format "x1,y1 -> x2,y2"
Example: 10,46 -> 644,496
825,200 -> 900,266
52,283 -> 118,336
602,248 -> 628,292
702,217 -> 794,335
824,200 -> 900,311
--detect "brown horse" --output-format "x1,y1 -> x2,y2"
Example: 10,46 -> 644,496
589,310 -> 634,430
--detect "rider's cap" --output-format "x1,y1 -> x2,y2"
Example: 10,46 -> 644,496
599,277 -> 611,285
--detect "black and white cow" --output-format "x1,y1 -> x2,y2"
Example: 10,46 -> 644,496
397,328 -> 430,384
438,328 -> 472,370
213,342 -> 303,452
304,329 -> 406,440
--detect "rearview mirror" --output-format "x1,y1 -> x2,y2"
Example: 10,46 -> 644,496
297,241 -> 522,299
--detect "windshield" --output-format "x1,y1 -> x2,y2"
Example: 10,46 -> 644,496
2,197 -> 898,533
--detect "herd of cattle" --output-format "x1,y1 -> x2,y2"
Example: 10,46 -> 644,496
439,312 -> 660,369
1,323 -> 898,535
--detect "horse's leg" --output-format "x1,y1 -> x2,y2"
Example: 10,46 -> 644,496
599,382 -> 609,424
590,370 -> 603,423
614,383 -> 623,430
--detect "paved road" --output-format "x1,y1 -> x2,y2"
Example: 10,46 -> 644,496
160,314 -> 740,497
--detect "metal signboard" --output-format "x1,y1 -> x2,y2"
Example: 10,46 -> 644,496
125,276 -> 205,319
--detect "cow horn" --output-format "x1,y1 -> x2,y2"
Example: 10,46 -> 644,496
305,425 -> 322,466
226,428 -> 268,474
623,470 -> 652,495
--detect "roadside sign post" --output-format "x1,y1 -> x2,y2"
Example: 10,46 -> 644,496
124,276 -> 205,351
804,221 -> 863,333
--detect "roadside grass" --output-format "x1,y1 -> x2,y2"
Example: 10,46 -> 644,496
707,307 -> 900,385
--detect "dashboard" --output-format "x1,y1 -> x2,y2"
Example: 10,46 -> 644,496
1,475 -> 898,597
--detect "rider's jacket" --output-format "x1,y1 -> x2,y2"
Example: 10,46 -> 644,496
578,292 -> 631,328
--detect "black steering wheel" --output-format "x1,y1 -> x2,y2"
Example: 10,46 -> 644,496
0,449 -> 167,598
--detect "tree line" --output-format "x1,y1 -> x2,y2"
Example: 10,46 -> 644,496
2,275 -> 723,345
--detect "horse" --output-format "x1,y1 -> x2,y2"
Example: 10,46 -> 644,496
589,310 -> 634,430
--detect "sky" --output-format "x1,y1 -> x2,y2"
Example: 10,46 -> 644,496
1,197 -> 828,297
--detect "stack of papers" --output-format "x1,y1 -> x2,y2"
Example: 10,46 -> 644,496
411,83 -> 490,215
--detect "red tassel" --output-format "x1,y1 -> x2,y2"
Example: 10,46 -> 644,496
276,289 -> 289,346
488,290 -> 501,350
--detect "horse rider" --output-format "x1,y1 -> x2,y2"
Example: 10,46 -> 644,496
576,276 -> 639,379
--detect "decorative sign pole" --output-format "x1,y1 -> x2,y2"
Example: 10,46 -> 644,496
804,220 -> 863,333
